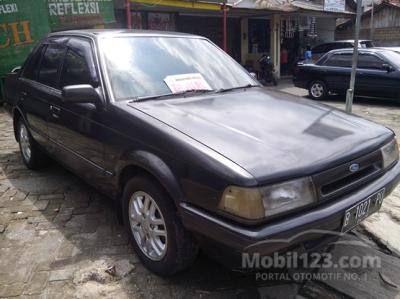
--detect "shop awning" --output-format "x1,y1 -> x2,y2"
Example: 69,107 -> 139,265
130,0 -> 224,11
228,0 -> 355,15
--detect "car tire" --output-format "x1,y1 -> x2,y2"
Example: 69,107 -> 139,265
122,175 -> 198,276
17,118 -> 49,170
308,80 -> 327,100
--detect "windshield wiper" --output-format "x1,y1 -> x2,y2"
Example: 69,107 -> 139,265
216,84 -> 258,93
130,89 -> 214,102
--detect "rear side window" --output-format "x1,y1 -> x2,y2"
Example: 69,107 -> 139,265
38,45 -> 65,88
324,53 -> 352,67
23,46 -> 45,80
358,54 -> 385,69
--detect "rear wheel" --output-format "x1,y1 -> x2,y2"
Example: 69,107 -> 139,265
122,176 -> 198,276
17,119 -> 49,169
308,80 -> 327,100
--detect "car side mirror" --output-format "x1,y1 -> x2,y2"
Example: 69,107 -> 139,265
62,85 -> 99,104
382,64 -> 394,72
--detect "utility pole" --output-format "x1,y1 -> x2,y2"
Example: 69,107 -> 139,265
346,0 -> 363,113
223,1 -> 228,52
370,0 -> 375,40
126,0 -> 131,29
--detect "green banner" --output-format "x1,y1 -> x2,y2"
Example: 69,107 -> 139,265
0,0 -> 115,98
47,0 -> 115,30
0,0 -> 50,96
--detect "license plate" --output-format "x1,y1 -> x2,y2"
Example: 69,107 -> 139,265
341,188 -> 385,232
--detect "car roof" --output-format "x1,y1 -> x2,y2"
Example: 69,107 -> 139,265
337,40 -> 372,43
49,29 -> 202,39
327,48 -> 388,54
377,47 -> 400,51
314,40 -> 372,46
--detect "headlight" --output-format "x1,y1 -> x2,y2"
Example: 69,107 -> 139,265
218,177 -> 316,220
381,139 -> 399,169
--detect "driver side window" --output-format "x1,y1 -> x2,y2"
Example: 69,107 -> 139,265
60,50 -> 92,88
60,38 -> 98,88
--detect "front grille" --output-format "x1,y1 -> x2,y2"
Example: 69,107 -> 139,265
313,149 -> 383,201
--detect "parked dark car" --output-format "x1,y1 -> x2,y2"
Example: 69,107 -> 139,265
294,48 -> 400,100
3,30 -> 400,276
311,40 -> 374,62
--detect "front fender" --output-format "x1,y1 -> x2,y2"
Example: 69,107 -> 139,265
115,150 -> 185,205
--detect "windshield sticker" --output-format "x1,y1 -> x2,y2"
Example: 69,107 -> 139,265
164,73 -> 212,93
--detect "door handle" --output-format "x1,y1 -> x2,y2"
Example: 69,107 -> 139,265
20,91 -> 28,97
50,105 -> 61,113
50,105 -> 61,118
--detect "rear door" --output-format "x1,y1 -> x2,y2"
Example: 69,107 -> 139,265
18,42 -> 65,150
47,37 -> 108,190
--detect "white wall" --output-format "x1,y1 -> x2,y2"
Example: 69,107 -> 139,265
316,17 -> 336,43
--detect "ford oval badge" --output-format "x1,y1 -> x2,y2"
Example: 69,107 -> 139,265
349,163 -> 360,173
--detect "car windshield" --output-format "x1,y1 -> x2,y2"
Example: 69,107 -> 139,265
100,36 -> 256,101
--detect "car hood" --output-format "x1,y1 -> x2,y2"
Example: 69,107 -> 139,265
128,88 -> 393,183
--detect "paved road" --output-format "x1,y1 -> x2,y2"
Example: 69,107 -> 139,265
1,86 -> 400,298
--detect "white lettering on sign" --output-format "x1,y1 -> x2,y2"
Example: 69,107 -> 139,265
164,73 -> 212,94
0,3 -> 18,15
48,1 -> 101,16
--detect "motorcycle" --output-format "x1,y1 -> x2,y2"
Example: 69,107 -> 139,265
257,54 -> 278,86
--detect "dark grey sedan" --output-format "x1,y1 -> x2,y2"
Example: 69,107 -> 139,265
3,30 -> 400,276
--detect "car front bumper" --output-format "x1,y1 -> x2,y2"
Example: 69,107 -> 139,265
179,161 -> 400,269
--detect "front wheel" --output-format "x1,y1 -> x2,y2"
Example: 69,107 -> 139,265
122,176 -> 198,276
308,80 -> 327,100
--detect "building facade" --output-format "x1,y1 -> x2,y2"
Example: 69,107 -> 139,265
336,0 -> 400,46
115,0 -> 355,77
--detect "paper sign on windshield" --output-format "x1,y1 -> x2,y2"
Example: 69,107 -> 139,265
164,73 -> 212,93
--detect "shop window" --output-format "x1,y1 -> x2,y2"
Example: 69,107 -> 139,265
248,19 -> 270,54
148,13 -> 176,31
131,12 -> 143,29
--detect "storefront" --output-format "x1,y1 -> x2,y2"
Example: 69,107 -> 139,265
116,0 -> 355,79
233,0 -> 355,77
121,0 -> 243,61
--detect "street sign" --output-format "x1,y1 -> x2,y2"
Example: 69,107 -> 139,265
324,0 -> 345,12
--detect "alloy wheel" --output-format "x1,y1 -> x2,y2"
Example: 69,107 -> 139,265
19,123 -> 31,162
128,191 -> 168,261
311,82 -> 324,98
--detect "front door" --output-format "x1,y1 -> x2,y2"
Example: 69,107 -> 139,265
356,53 -> 399,98
47,37 -> 109,191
